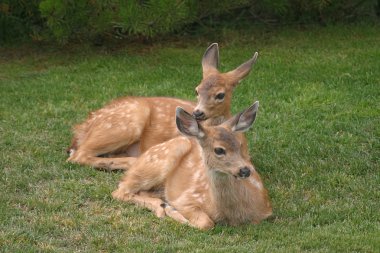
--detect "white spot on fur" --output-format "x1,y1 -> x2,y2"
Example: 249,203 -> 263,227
249,177 -> 263,190
128,104 -> 137,110
192,193 -> 200,198
193,170 -> 201,181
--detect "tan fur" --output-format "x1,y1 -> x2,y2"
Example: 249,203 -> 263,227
67,44 -> 258,171
112,107 -> 272,230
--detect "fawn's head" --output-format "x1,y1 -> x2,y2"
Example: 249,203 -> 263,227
176,101 -> 259,179
193,43 -> 258,122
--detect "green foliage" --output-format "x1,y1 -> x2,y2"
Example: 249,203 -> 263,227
37,0 -> 252,42
0,0 -> 379,43
39,0 -> 115,43
38,0 -> 197,42
115,0 -> 198,38
196,0 -> 250,18
250,0 -> 379,24
0,0 -> 42,43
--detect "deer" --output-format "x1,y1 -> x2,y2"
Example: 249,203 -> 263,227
112,101 -> 272,230
67,43 -> 259,171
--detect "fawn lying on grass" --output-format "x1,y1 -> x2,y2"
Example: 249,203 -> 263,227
112,101 -> 272,230
67,43 -> 259,171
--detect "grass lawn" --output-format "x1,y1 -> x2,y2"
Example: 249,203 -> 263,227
1,24 -> 379,252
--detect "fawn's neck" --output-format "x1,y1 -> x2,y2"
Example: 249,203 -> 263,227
207,170 -> 252,224
208,171 -> 241,206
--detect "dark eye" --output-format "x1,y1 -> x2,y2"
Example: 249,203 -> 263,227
195,89 -> 199,96
215,93 -> 225,100
214,147 -> 226,156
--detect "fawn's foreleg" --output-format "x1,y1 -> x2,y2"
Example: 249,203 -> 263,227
112,189 -> 166,217
162,204 -> 189,224
175,207 -> 214,230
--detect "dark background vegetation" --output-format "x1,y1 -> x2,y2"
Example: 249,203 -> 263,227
1,0 -> 379,45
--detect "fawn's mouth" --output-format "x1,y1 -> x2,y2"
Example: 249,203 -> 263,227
194,115 -> 207,121
233,175 -> 250,180
214,169 -> 250,180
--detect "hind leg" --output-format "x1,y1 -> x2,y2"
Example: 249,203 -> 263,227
68,98 -> 151,170
68,138 -> 139,170
68,154 -> 137,171
113,137 -> 192,195
113,136 -> 192,214
68,135 -> 142,171
68,125 -> 148,171
68,124 -> 143,170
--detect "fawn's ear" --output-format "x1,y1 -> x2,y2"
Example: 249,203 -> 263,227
226,52 -> 258,86
223,101 -> 259,132
202,43 -> 219,74
176,107 -> 205,138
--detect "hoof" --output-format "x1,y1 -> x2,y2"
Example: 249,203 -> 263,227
155,207 -> 166,218
68,149 -> 75,157
112,189 -> 130,201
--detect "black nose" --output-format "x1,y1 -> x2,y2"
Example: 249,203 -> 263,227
238,167 -> 251,178
193,110 -> 205,120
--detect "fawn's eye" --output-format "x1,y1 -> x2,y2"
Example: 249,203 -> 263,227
215,93 -> 225,100
214,147 -> 226,156
195,89 -> 199,96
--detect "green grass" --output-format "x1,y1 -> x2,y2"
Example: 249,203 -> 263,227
1,24 -> 379,252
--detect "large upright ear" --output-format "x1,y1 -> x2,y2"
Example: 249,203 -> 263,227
202,43 -> 219,74
226,52 -> 258,85
223,101 -> 259,132
176,107 -> 205,138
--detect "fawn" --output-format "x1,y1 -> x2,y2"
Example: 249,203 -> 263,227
112,101 -> 272,230
67,43 -> 259,171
